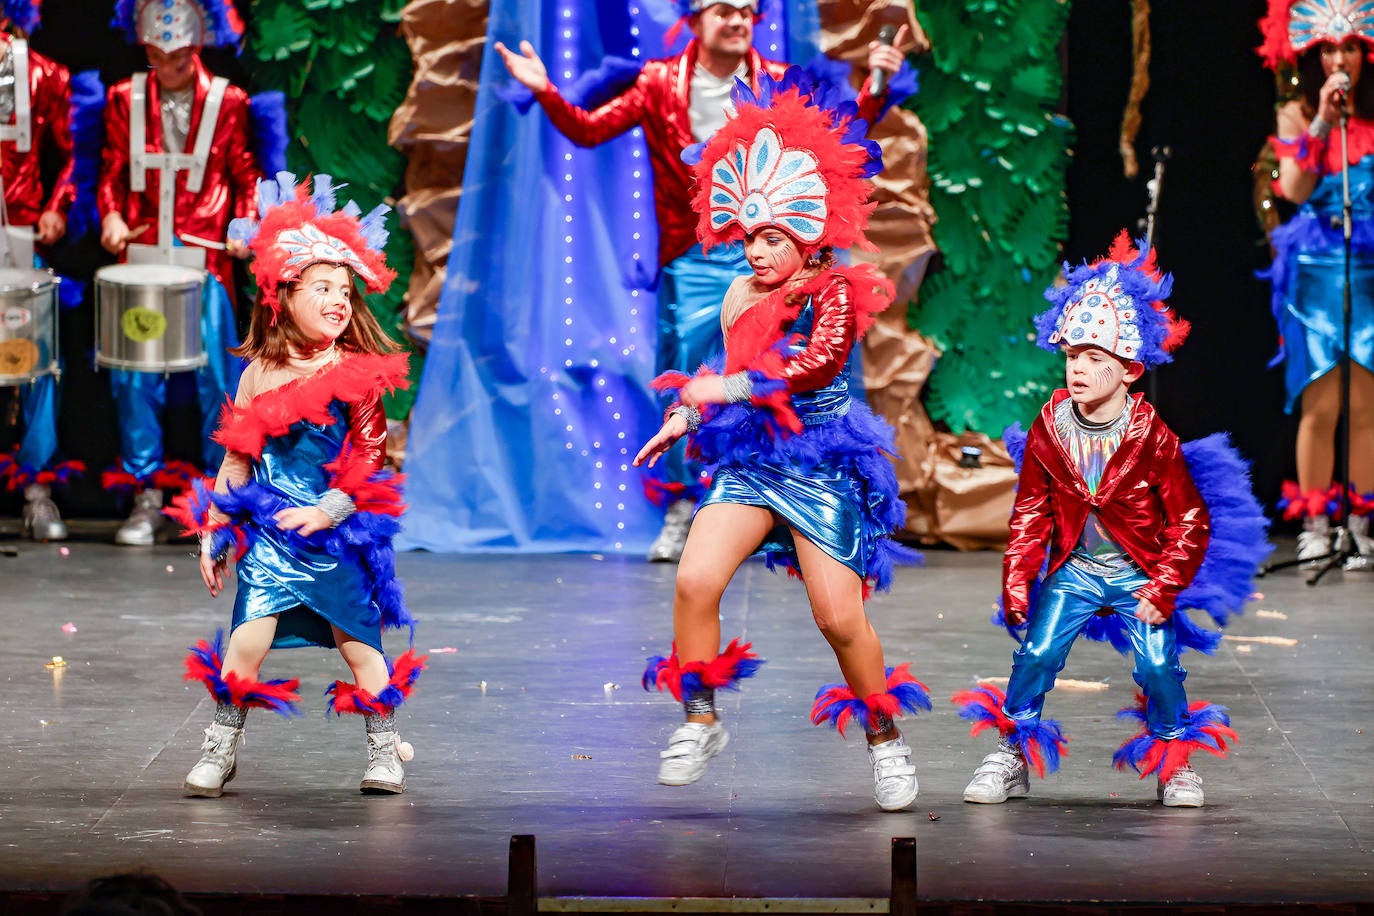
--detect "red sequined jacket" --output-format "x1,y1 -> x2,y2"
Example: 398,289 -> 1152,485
1003,390 -> 1210,622
533,40 -> 884,269
1,35 -> 76,228
97,56 -> 260,295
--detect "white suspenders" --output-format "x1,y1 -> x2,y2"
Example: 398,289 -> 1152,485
127,72 -> 227,267
0,38 -> 32,152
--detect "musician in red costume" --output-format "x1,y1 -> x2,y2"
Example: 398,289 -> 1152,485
0,0 -> 80,541
495,0 -> 917,561
98,0 -> 262,546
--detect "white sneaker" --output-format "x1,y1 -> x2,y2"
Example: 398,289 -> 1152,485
360,731 -> 407,794
962,740 -> 1029,804
115,489 -> 166,546
657,720 -> 728,786
22,483 -> 67,542
1158,763 -> 1204,807
647,499 -> 694,563
184,723 -> 242,797
867,735 -> 918,812
1297,514 -> 1332,568
1344,515 -> 1374,572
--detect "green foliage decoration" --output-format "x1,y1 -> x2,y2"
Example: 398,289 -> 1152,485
243,0 -> 421,420
907,0 -> 1073,434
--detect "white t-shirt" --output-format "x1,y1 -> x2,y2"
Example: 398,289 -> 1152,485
689,62 -> 748,143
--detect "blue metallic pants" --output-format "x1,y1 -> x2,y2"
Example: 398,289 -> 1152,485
109,273 -> 242,478
1004,562 -> 1189,741
15,374 -> 58,473
652,242 -> 749,495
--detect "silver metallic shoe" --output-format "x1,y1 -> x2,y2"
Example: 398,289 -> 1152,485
360,730 -> 408,794
1158,763 -> 1204,807
962,738 -> 1029,804
647,498 -> 694,563
115,489 -> 165,546
184,723 -> 242,798
868,734 -> 919,812
1297,514 -> 1331,568
1344,515 -> 1373,572
22,483 -> 68,541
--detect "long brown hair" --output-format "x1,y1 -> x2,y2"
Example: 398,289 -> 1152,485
232,268 -> 399,366
1299,45 -> 1374,121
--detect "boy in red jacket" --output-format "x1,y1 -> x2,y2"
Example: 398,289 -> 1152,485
954,233 -> 1246,809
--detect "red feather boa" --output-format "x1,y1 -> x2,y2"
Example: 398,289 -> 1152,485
214,352 -> 409,459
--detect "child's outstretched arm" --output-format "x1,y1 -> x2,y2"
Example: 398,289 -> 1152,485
634,413 -> 690,469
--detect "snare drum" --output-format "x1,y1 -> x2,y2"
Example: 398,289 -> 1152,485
95,263 -> 207,372
0,267 -> 59,385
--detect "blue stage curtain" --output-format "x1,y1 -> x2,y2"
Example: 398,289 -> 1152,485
399,0 -> 813,553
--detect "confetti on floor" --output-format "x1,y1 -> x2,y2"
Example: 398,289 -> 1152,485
1255,609 -> 1289,620
1224,634 -> 1299,647
977,676 -> 1108,691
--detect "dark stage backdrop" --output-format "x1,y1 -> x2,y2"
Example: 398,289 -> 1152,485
1063,0 -> 1293,515
0,0 -> 251,519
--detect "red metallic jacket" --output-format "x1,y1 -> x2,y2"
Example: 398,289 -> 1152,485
533,41 -> 884,268
1003,390 -> 1210,622
1,35 -> 76,228
97,56 -> 260,294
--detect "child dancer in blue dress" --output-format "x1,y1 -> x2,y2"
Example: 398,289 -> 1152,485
635,72 -> 928,811
171,173 -> 422,797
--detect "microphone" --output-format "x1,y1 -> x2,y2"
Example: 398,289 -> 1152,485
871,24 -> 898,96
1334,71 -> 1352,101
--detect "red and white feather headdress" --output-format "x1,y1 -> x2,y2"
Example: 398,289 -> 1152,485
1258,0 -> 1374,69
228,172 -> 395,324
691,70 -> 879,254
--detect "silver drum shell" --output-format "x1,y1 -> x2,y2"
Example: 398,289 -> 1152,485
0,267 -> 60,385
95,263 -> 207,372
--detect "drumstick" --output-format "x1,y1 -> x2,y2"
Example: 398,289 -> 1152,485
178,232 -> 227,251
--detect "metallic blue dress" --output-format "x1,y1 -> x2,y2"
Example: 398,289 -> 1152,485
231,401 -> 382,653
697,299 -> 907,588
1268,158 -> 1374,412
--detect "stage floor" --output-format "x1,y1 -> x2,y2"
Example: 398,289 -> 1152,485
0,539 -> 1370,905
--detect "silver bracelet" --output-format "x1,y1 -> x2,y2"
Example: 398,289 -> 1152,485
199,531 -> 228,563
317,488 -> 357,525
1308,115 -> 1332,140
721,372 -> 753,404
668,404 -> 702,433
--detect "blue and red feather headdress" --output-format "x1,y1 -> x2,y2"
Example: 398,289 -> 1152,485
1035,230 -> 1188,369
1,0 -> 40,33
112,0 -> 244,52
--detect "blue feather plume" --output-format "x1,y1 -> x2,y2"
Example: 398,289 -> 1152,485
249,91 -> 288,176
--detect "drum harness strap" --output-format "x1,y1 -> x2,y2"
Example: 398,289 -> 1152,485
128,72 -> 228,256
0,39 -> 33,268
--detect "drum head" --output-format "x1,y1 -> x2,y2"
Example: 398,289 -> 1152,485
96,263 -> 206,287
0,267 -> 55,293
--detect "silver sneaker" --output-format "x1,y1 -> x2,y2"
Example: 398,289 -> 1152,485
22,483 -> 68,542
115,489 -> 165,546
184,723 -> 242,798
360,730 -> 407,794
962,739 -> 1029,804
657,720 -> 729,786
1158,763 -> 1204,807
867,735 -> 918,812
1344,515 -> 1374,572
647,498 -> 694,563
1297,514 -> 1331,568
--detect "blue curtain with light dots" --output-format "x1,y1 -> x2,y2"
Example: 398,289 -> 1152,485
398,0 -> 813,553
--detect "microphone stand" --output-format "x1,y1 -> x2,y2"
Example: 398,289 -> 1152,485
1260,98 -> 1365,583
1138,146 -> 1171,405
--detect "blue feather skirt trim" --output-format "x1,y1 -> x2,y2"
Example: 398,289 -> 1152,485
694,398 -> 918,592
